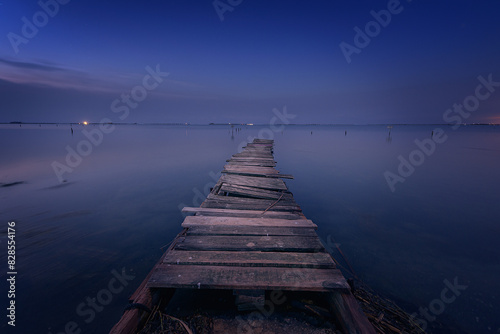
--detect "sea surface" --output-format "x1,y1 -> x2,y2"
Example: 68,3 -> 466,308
0,124 -> 499,333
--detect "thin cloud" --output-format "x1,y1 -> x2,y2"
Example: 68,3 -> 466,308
0,57 -> 222,102
0,57 -> 68,72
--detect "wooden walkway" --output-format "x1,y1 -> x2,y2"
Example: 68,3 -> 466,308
111,139 -> 375,334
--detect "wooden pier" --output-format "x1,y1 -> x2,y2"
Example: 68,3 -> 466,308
111,139 -> 375,334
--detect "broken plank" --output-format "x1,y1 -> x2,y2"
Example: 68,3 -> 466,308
220,184 -> 291,200
328,291 -> 377,334
202,197 -> 299,209
201,200 -> 301,212
221,174 -> 287,190
206,193 -> 297,206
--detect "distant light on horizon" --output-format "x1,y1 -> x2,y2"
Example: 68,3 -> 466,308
83,121 -> 88,125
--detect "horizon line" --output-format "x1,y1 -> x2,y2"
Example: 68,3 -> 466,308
1,122 -> 499,126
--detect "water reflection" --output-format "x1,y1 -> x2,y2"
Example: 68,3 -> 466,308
0,124 -> 499,333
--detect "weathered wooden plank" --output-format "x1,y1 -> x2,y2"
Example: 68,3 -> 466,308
223,166 -> 279,174
228,156 -> 273,160
243,144 -> 272,149
245,143 -> 273,148
244,147 -> 272,150
246,141 -> 273,144
328,291 -> 377,334
202,199 -> 299,211
222,168 -> 273,174
226,163 -> 277,168
209,179 -> 223,195
208,193 -> 294,201
201,200 -> 301,212
186,225 -> 314,237
206,194 -> 297,206
181,215 -> 314,227
234,149 -> 273,153
226,161 -> 276,167
186,225 -> 317,237
174,235 -> 324,252
220,184 -> 291,200
232,153 -> 274,158
147,265 -> 349,291
227,157 -> 276,162
241,149 -> 273,154
162,250 -> 335,268
221,174 -> 287,190
222,170 -> 294,179
229,153 -> 274,158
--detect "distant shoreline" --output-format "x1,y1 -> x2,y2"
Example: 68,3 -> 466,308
1,122 -> 499,126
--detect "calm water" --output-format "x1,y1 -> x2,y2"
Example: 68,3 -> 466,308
1,124 -> 499,333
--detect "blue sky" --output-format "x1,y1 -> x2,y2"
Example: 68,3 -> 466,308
1,0 -> 499,124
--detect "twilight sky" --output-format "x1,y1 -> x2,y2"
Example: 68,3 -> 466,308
1,0 -> 499,124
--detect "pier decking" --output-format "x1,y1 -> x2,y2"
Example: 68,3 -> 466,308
111,139 -> 375,333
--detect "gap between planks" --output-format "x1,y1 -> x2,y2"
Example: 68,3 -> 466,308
182,207 -> 305,219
